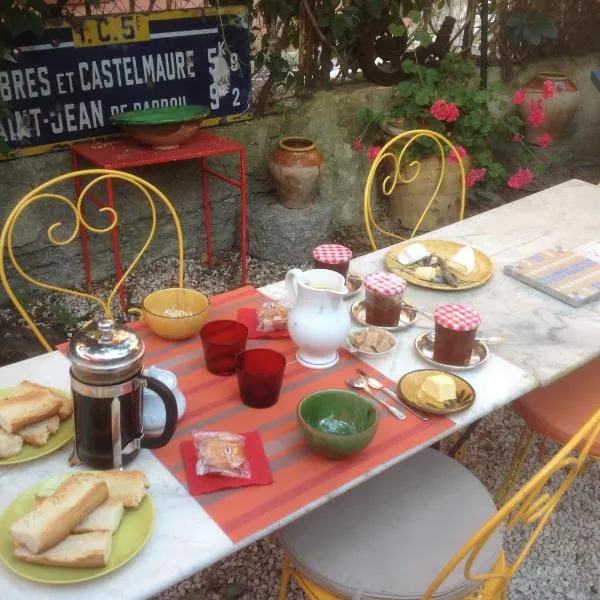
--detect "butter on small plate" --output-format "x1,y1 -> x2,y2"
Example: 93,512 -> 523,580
398,369 -> 475,415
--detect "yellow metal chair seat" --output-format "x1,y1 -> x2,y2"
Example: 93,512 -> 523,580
280,449 -> 502,600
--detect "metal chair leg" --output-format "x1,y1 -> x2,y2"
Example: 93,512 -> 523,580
495,425 -> 536,506
448,419 -> 482,460
279,554 -> 292,600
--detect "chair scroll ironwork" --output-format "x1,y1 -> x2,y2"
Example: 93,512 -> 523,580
0,169 -> 184,353
363,129 -> 467,250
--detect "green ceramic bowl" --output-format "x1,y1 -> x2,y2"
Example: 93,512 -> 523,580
297,390 -> 379,460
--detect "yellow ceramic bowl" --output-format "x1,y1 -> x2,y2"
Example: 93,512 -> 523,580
142,288 -> 209,340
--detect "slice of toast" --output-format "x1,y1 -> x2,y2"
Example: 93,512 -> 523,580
9,474 -> 109,553
19,416 -> 60,447
14,532 -> 112,568
11,381 -> 73,421
0,429 -> 23,459
33,497 -> 125,534
36,470 -> 150,509
0,383 -> 62,433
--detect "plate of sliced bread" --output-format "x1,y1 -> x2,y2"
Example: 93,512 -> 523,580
0,381 -> 74,465
0,470 -> 154,584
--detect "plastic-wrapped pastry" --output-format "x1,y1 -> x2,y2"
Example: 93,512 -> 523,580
193,431 -> 251,479
257,300 -> 289,332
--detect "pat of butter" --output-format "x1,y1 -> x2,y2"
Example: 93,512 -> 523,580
421,374 -> 457,403
415,266 -> 437,282
397,243 -> 429,265
448,246 -> 475,275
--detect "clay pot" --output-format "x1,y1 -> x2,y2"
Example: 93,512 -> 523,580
121,121 -> 201,151
268,137 -> 325,209
376,124 -> 465,232
519,72 -> 580,145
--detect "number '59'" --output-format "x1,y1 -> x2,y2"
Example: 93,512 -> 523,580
207,48 -> 241,110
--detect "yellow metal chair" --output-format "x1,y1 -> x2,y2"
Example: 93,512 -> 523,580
363,129 -> 467,250
0,169 -> 184,352
278,407 -> 600,600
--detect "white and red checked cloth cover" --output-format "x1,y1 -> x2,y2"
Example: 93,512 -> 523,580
434,304 -> 481,331
364,272 -> 407,296
313,244 -> 352,265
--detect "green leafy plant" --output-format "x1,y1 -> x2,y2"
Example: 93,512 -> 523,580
354,54 -> 556,191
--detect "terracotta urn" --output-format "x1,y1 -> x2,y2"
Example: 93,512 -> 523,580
268,137 -> 325,209
519,72 -> 580,145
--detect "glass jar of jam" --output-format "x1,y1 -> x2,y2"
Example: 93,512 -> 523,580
313,244 -> 352,279
433,304 -> 481,366
364,272 -> 407,327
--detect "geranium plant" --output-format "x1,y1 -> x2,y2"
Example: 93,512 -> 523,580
354,53 -> 559,191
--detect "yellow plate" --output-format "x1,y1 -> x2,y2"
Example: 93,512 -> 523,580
385,240 -> 493,290
0,387 -> 73,466
398,369 -> 475,415
0,473 -> 154,584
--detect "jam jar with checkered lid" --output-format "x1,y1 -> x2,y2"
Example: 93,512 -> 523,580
364,272 -> 407,327
433,304 -> 481,366
312,244 -> 352,279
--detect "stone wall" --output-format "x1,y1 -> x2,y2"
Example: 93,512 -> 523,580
1,52 -> 599,300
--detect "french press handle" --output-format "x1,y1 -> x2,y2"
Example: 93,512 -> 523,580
140,376 -> 179,449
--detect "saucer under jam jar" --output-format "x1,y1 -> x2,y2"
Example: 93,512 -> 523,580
312,244 -> 352,279
364,272 -> 407,327
432,304 -> 481,366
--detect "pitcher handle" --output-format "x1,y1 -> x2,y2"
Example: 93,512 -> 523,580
140,376 -> 178,449
285,269 -> 302,305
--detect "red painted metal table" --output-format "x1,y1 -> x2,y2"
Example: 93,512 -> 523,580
71,131 -> 247,310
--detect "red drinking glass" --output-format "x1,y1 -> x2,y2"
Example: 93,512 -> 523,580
236,348 -> 286,409
201,320 -> 249,376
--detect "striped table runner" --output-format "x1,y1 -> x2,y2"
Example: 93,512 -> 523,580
62,286 -> 454,542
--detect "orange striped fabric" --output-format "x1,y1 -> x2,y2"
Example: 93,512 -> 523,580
61,287 -> 454,542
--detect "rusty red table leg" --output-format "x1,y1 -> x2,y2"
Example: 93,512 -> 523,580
105,177 -> 126,312
71,150 -> 92,289
201,157 -> 213,268
239,148 -> 247,286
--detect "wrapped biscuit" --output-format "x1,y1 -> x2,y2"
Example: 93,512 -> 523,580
257,300 -> 289,332
192,431 -> 251,479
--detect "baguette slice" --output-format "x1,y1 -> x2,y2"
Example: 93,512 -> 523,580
0,429 -> 23,459
95,470 -> 150,508
9,475 -> 109,553
14,532 -> 112,568
19,416 -> 60,447
33,497 -> 125,534
9,381 -> 73,421
0,387 -> 62,434
36,470 -> 150,509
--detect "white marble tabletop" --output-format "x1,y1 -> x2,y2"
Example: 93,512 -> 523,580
349,178 -> 600,386
4,179 -> 597,598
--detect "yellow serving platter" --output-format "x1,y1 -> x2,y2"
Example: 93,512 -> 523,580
0,473 -> 154,584
398,369 -> 475,415
0,387 -> 73,466
385,239 -> 493,290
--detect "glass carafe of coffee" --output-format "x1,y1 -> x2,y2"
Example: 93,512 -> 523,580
68,319 -> 178,469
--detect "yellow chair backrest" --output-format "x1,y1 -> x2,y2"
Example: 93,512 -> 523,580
363,129 -> 467,250
0,169 -> 184,352
423,406 -> 600,600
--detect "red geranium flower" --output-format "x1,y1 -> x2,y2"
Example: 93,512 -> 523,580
527,100 -> 545,127
367,145 -> 382,161
512,89 -> 526,105
448,145 -> 467,164
430,99 -> 460,123
466,167 -> 487,188
507,168 -> 534,190
351,137 -> 362,152
543,80 -> 555,100
537,133 -> 552,148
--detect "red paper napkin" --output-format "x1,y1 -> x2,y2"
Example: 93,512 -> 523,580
236,308 -> 290,339
181,431 -> 273,495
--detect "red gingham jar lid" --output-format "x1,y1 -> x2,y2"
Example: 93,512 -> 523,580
313,244 -> 352,265
364,272 -> 407,296
434,304 -> 481,331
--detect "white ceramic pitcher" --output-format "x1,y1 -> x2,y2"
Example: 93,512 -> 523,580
286,269 -> 350,369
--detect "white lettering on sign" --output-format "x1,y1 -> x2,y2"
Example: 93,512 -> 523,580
0,67 -> 51,101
